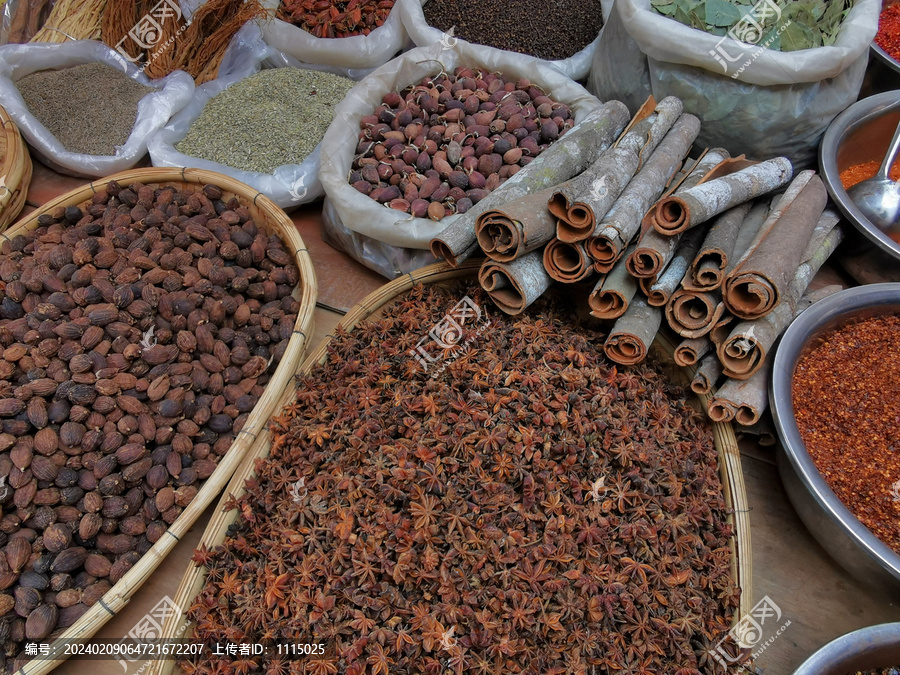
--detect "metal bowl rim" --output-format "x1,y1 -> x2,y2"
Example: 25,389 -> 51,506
792,622 -> 900,674
819,90 -> 900,260
871,42 -> 900,76
770,284 -> 900,582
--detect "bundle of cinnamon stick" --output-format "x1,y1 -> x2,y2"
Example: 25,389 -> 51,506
430,96 -> 846,425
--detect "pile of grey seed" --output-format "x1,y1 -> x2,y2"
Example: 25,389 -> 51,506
177,68 -> 355,174
16,62 -> 152,156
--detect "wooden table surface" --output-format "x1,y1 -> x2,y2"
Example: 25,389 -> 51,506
15,152 -> 900,675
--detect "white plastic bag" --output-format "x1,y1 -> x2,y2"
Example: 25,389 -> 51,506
256,0 -> 406,78
396,0 -> 612,82
149,23 -> 340,209
590,0 -> 879,168
319,41 -> 604,278
0,40 -> 194,178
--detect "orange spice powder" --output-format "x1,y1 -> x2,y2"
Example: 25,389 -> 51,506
840,160 -> 900,189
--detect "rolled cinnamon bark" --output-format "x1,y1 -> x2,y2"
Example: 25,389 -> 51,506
683,202 -> 752,291
718,217 -> 844,380
603,297 -> 662,366
586,114 -> 701,270
431,101 -> 631,266
723,171 -> 828,320
476,188 -> 557,262
627,148 -> 731,279
691,354 -> 723,396
589,248 -> 637,320
709,361 -> 772,426
666,289 -> 726,339
674,336 -> 712,367
542,240 -> 594,283
710,315 -> 733,347
644,226 -> 706,307
478,251 -> 552,316
550,97 -> 684,243
651,157 -> 793,235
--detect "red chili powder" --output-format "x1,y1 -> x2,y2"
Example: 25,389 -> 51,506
792,313 -> 900,554
876,3 -> 900,62
840,160 -> 900,190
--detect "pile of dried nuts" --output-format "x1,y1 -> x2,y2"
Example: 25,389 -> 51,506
0,180 -> 300,666
278,0 -> 394,38
350,67 -> 575,220
182,282 -> 739,674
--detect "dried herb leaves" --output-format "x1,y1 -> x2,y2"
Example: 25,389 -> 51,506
181,282 -> 739,674
651,0 -> 855,50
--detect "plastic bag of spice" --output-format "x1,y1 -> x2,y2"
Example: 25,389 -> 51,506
396,0 -> 615,82
149,23 -> 357,209
317,40 -> 603,279
590,0 -> 879,169
0,40 -> 194,178
256,0 -> 407,79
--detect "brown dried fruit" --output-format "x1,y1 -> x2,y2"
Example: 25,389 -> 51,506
25,603 -> 57,639
50,547 -> 87,573
83,554 -> 111,578
42,524 -> 71,553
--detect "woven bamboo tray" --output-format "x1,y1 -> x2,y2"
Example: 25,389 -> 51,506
0,104 -> 33,233
4,167 -> 317,674
154,260 -> 751,675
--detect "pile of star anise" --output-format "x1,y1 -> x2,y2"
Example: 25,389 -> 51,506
180,282 -> 740,675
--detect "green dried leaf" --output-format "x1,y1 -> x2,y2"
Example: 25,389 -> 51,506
705,0 -> 743,27
650,0 -> 856,52
779,19 -> 816,51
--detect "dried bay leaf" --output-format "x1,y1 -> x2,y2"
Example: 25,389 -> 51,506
651,0 -> 856,52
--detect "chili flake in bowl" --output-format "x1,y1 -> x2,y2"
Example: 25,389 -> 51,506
771,284 -> 900,597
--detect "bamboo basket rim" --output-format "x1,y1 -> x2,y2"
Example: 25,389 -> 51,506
0,103 -> 33,233
155,261 -> 751,675
7,166 -> 318,675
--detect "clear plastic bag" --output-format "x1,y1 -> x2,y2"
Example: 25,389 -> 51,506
256,0 -> 407,78
0,0 -> 55,45
318,40 -> 604,278
396,0 -> 611,82
149,23 -> 340,209
590,0 -> 879,168
0,40 -> 194,177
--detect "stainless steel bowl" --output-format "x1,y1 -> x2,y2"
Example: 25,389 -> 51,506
793,623 -> 900,675
771,284 -> 900,596
819,91 -> 900,260
872,42 -> 900,77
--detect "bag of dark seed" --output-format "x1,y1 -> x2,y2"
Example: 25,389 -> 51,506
0,40 -> 194,178
589,0 -> 879,169
317,40 -> 605,278
150,23 -> 357,209
397,0 -> 614,81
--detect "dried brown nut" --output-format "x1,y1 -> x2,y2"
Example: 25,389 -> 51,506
25,603 -> 57,639
83,554 -> 111,578
5,538 -> 30,573
78,513 -> 102,541
51,547 -> 87,573
42,524 -> 71,553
